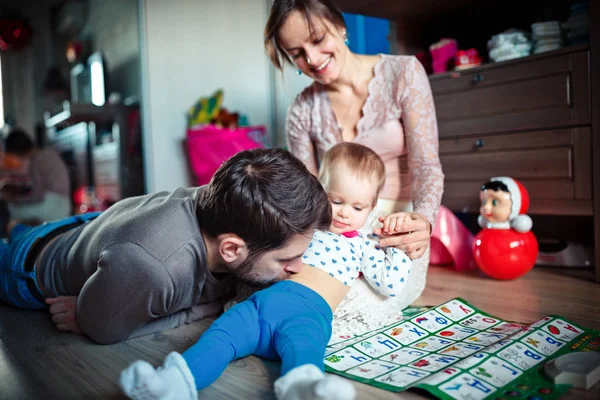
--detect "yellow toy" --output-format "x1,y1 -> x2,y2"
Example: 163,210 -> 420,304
186,89 -> 224,129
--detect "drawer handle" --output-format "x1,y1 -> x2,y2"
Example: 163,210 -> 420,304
472,73 -> 484,84
474,139 -> 485,149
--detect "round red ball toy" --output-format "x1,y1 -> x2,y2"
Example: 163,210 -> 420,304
473,228 -> 538,280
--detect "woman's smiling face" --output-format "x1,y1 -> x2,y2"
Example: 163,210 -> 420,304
277,10 -> 348,85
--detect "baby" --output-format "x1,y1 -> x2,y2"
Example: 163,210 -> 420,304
119,143 -> 412,400
301,142 -> 412,296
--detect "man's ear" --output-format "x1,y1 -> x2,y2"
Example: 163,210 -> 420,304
217,234 -> 248,264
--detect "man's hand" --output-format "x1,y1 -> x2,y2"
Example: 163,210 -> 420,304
45,296 -> 82,335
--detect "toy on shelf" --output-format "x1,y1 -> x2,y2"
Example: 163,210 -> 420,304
186,89 -> 250,130
454,48 -> 483,70
429,38 -> 458,73
186,89 -> 224,129
473,176 -> 539,280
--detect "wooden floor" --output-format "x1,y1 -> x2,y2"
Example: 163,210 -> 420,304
1,265 -> 599,400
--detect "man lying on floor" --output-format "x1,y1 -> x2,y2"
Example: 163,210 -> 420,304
0,148 -> 331,344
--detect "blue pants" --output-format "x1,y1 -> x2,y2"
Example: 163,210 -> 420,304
182,280 -> 333,390
0,212 -> 101,309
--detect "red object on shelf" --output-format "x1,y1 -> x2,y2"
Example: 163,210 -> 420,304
73,186 -> 105,214
455,48 -> 483,70
0,20 -> 32,51
473,228 -> 539,280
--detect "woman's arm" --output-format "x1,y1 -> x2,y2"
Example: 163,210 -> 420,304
375,58 -> 445,259
399,57 -> 445,228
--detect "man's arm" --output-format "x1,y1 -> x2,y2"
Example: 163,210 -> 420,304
125,300 -> 224,339
46,291 -> 224,340
76,242 -> 176,344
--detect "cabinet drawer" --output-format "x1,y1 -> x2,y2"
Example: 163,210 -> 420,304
436,74 -> 568,120
430,53 -> 572,94
439,129 -> 573,154
441,147 -> 571,181
439,127 -> 592,216
430,49 -> 590,138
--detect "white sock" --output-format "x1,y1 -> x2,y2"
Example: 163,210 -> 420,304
119,352 -> 197,400
274,364 -> 357,400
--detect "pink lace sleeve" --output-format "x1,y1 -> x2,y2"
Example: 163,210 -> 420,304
285,95 -> 319,175
398,57 -> 445,228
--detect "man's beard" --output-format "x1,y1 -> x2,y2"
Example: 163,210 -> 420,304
233,253 -> 288,289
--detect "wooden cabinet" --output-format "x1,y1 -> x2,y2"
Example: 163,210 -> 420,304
431,48 -> 590,138
430,46 -> 593,218
439,127 -> 592,216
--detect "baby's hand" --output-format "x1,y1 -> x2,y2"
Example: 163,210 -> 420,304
380,212 -> 408,235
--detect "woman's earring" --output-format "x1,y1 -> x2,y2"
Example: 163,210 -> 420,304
345,35 -> 350,46
296,69 -> 302,75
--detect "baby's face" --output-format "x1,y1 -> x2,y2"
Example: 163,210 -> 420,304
480,189 -> 512,223
326,165 -> 378,234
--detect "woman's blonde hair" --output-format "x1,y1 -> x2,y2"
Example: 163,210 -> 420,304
318,142 -> 386,202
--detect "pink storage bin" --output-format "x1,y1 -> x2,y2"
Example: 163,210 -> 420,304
429,38 -> 458,73
185,125 -> 265,185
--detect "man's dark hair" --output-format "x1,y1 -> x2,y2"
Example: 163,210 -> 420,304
4,128 -> 34,156
198,148 -> 331,256
481,180 -> 509,193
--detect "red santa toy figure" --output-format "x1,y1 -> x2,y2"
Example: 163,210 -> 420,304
473,176 -> 539,280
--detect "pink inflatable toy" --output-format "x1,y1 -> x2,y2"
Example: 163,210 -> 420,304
430,205 -> 476,271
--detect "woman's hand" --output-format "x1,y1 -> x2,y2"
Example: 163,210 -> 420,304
373,212 -> 432,260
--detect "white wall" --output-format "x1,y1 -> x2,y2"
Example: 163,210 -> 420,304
87,0 -> 141,99
272,64 -> 312,148
140,0 -> 277,193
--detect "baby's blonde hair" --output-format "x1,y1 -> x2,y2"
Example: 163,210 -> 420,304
318,142 -> 386,202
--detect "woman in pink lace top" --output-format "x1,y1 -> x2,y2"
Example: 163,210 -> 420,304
265,0 -> 444,335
